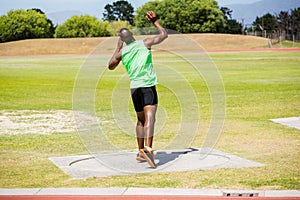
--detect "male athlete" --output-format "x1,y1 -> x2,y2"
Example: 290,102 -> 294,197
108,11 -> 168,168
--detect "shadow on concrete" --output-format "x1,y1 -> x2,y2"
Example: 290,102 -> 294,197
155,148 -> 199,167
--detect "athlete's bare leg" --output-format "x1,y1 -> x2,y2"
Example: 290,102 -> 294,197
143,105 -> 157,148
136,105 -> 157,149
136,111 -> 145,150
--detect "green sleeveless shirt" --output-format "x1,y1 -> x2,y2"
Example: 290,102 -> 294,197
122,40 -> 158,89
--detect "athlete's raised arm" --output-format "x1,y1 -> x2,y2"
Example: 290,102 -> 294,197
108,38 -> 123,70
143,11 -> 168,49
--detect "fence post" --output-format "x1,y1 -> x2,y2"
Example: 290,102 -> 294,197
268,36 -> 272,48
279,35 -> 282,47
293,34 -> 295,47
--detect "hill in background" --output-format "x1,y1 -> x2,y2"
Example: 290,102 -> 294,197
0,34 -> 270,56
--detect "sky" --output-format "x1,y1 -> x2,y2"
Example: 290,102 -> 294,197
0,0 -> 262,19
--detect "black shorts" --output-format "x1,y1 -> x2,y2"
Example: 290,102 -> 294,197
131,85 -> 158,112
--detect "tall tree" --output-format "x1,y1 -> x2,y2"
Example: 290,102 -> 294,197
135,0 -> 225,33
220,7 -> 232,21
54,15 -> 110,38
277,11 -> 290,34
225,19 -> 242,34
0,9 -> 53,42
28,8 -> 55,37
219,7 -> 242,34
103,0 -> 134,25
290,7 -> 300,36
249,7 -> 300,41
252,13 -> 277,31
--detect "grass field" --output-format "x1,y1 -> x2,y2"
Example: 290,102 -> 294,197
0,34 -> 299,189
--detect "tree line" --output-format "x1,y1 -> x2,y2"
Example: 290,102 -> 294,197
251,8 -> 300,40
0,0 -> 299,43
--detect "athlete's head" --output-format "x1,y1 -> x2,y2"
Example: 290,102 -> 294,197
119,28 -> 135,44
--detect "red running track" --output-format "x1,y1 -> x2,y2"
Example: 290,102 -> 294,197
0,196 -> 299,200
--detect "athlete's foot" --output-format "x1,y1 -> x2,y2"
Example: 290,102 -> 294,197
144,146 -> 156,157
136,152 -> 146,162
139,147 -> 156,168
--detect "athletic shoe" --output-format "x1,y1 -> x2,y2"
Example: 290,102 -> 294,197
139,146 -> 156,168
144,146 -> 156,157
136,152 -> 146,162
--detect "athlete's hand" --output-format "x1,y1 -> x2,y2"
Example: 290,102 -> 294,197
146,11 -> 157,23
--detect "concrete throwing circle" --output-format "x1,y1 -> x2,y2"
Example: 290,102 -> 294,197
72,28 -> 226,173
68,150 -> 230,175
